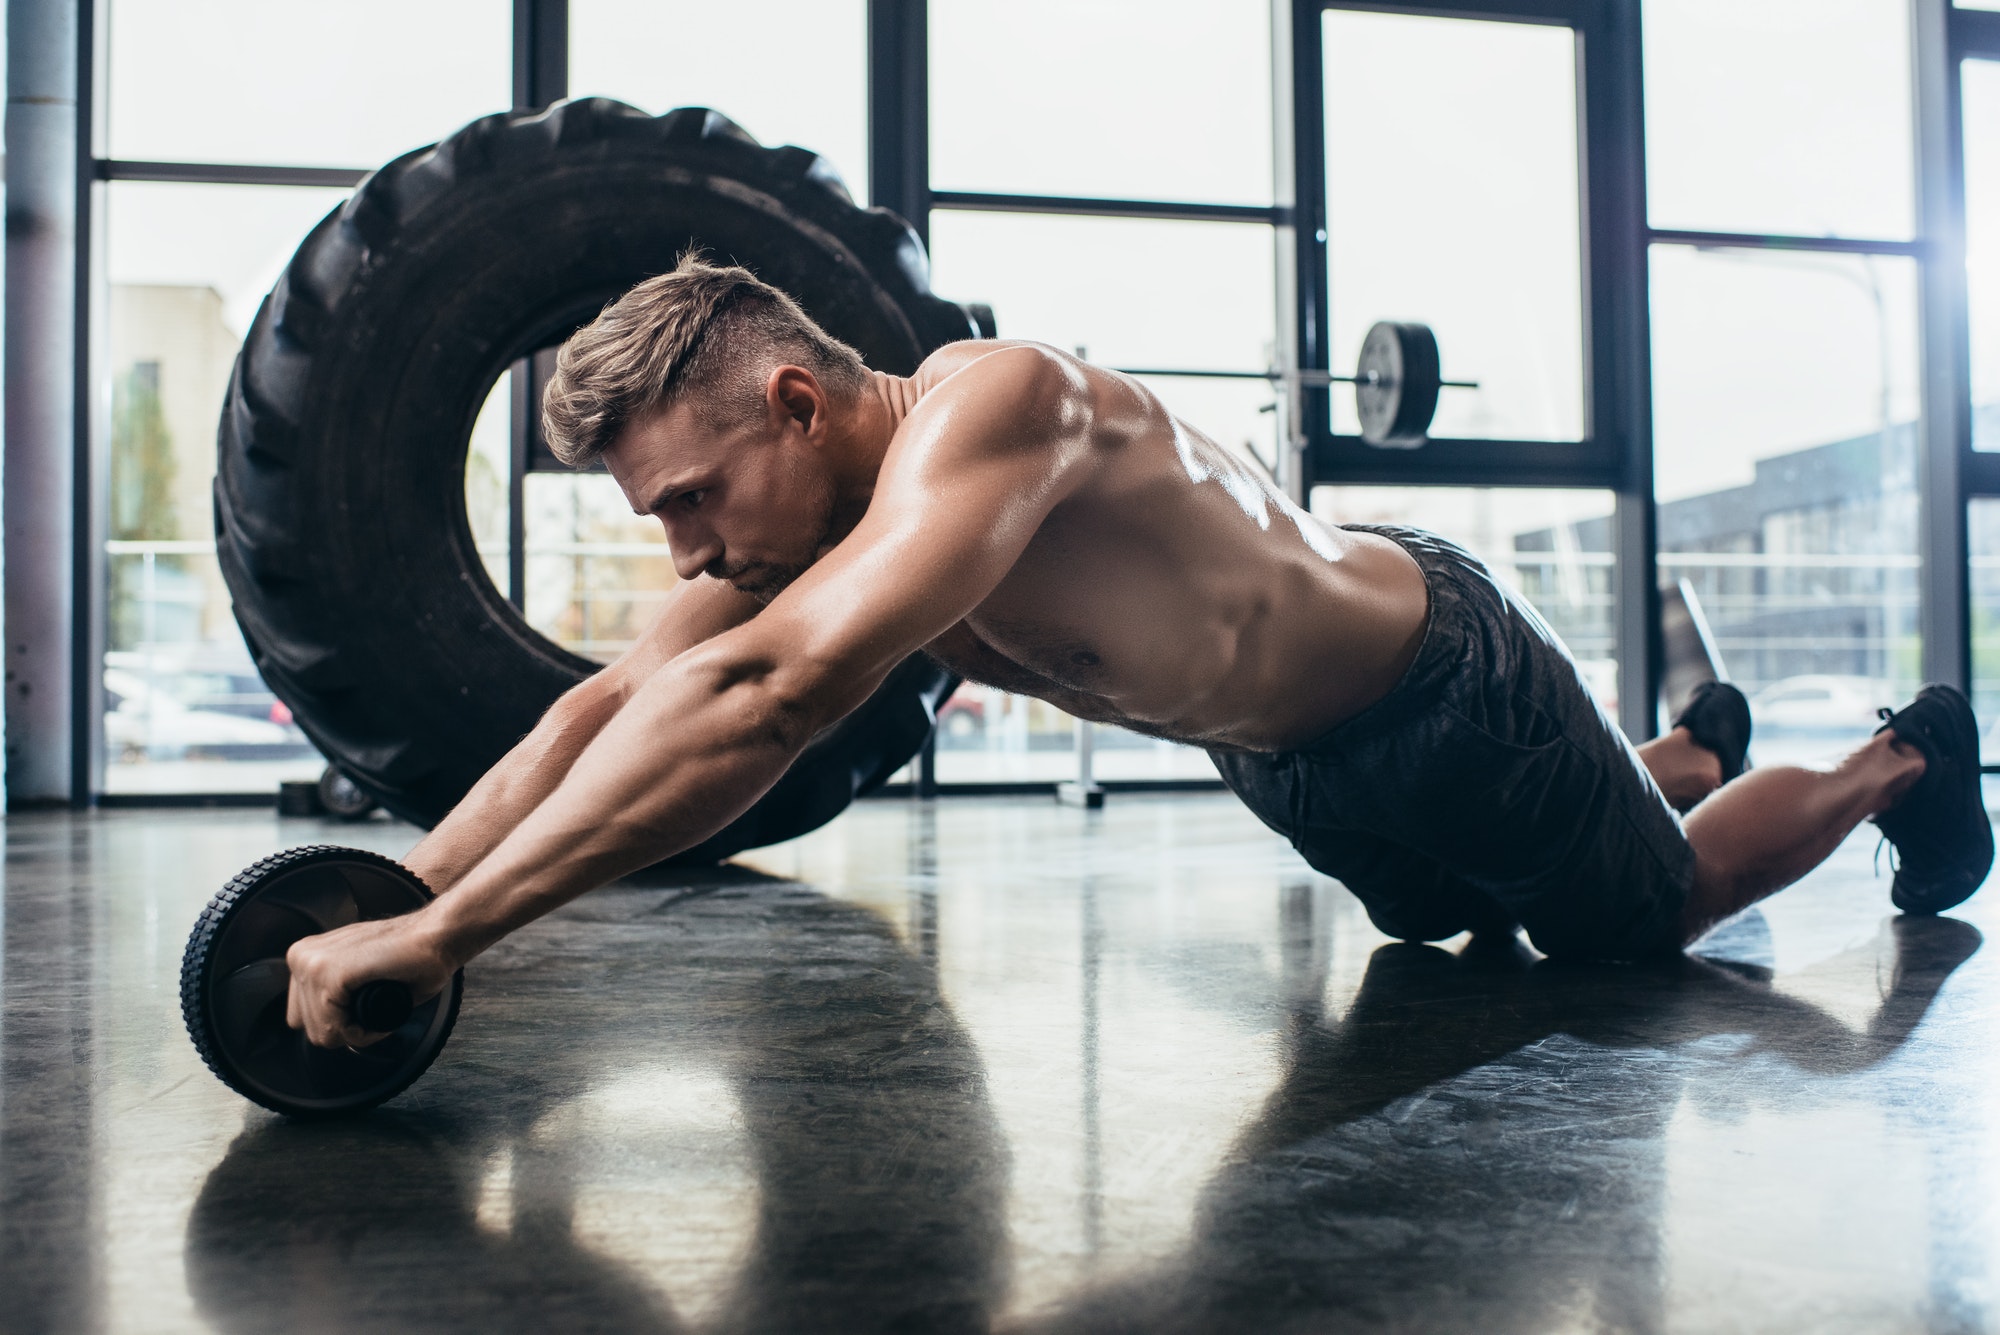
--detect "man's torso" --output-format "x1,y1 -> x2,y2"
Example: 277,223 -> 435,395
902,342 -> 1430,754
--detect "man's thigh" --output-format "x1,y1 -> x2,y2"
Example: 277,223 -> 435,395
1296,827 -> 1520,944
1216,529 -> 1695,960
1236,728 -> 1674,962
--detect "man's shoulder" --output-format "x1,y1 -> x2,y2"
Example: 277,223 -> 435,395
910,339 -> 1078,396
894,342 -> 1097,465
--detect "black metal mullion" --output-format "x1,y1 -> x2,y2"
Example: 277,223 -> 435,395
1647,226 -> 1927,258
1310,436 -> 1617,489
1955,6 -> 2000,59
1319,0 -> 1586,23
507,1 -> 567,609
1594,0 -> 1661,743
929,190 -> 1283,226
868,0 -> 930,245
95,159 -> 368,187
73,0 -> 102,803
507,360 -> 532,610
1918,0 -> 1973,689
1290,0 -> 1333,485
513,0 -> 567,111
1946,10 -> 2000,699
1966,452 -> 2000,496
868,0 -> 938,794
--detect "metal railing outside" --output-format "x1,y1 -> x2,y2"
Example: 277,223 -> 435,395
103,538 -> 1952,787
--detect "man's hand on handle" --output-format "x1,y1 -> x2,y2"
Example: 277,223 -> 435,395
284,910 -> 458,1049
281,580 -> 759,1050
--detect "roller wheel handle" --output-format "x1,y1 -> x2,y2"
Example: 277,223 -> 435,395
349,980 -> 415,1033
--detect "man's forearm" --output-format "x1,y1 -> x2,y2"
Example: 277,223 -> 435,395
400,578 -> 765,892
417,647 -> 825,964
401,679 -> 627,894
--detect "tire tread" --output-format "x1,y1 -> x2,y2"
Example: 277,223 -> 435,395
216,99 -> 964,847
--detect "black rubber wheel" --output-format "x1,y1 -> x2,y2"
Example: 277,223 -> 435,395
215,98 -> 968,851
180,845 -> 464,1117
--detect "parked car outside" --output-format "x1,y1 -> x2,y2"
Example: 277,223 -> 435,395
104,652 -> 315,762
936,685 -> 987,747
1747,674 -> 1901,737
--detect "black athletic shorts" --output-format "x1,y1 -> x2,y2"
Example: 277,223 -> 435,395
1208,525 -> 1696,961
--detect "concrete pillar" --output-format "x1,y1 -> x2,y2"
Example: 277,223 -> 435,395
4,0 -> 87,805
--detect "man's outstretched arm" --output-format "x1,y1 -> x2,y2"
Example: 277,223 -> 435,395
286,345 -> 1094,1046
399,575 -> 761,895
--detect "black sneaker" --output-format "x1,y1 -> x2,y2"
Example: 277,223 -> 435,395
1871,684 -> 1994,915
1671,680 -> 1753,784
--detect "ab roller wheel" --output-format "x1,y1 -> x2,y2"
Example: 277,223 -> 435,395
181,846 -> 462,1117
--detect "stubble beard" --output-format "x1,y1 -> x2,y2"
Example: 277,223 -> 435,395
707,478 -> 842,606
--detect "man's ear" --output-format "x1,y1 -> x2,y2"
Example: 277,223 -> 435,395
768,365 -> 826,440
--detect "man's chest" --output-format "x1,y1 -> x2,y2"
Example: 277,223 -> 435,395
921,618 -> 1108,699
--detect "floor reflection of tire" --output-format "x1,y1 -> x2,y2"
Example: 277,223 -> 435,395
183,878 -> 1011,1331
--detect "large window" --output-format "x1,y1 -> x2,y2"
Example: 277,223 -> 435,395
104,0 -> 511,169
1322,9 -> 1586,443
1642,0 -> 1916,241
1650,247 -> 1922,762
76,0 -> 2000,801
568,0 -> 869,198
97,1 -> 511,795
1962,33 -> 2000,776
1966,59 -> 2000,454
1311,487 -> 1619,707
101,184 -> 352,794
928,0 -> 1274,206
462,382 -> 674,666
1971,497 -> 2000,765
1641,1 -> 1926,764
94,2 -> 854,794
1300,2 -> 1617,715
925,0 -> 1279,786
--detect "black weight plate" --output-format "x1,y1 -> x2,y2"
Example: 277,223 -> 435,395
180,845 -> 463,1117
317,765 -> 380,821
1355,320 -> 1442,448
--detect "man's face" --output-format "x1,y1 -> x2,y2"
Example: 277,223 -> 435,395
602,389 -> 839,605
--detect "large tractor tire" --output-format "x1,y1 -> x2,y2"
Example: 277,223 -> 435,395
215,98 -> 976,860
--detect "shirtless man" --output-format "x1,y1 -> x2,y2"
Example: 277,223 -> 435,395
285,255 -> 1994,1049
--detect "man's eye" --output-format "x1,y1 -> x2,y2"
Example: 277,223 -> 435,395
682,490 -> 706,509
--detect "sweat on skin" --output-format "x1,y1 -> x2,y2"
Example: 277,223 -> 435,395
283,264 -> 1943,1049
282,326 -> 1434,1048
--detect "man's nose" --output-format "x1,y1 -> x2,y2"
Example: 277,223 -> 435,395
663,520 -> 719,582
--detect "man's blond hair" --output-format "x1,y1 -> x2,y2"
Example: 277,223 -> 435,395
541,254 -> 869,467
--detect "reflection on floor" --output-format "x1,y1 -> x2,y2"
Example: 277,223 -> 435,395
2,796 -> 1995,1333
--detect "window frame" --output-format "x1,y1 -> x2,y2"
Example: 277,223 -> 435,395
1290,0 -> 1658,738
1952,5 -> 2000,502
58,0 -> 1999,798
1293,0 -> 1634,489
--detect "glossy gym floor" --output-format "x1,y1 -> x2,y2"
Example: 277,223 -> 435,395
3,793 -> 1997,1334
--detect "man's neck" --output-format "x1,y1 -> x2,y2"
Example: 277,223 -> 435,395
819,371 -> 913,536
828,372 -> 912,486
